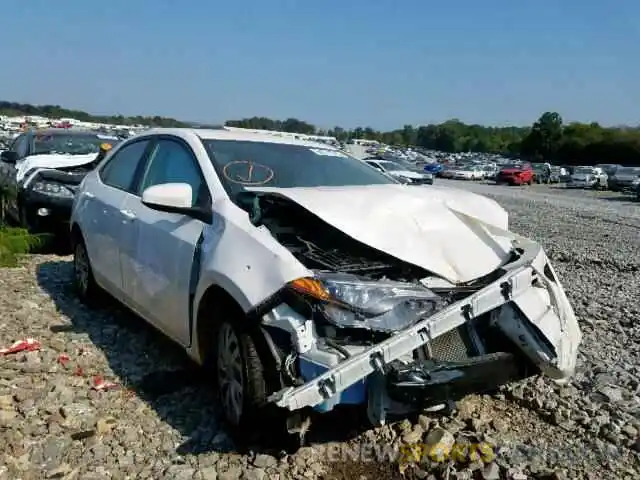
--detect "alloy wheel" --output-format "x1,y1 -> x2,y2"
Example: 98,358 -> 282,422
217,323 -> 244,426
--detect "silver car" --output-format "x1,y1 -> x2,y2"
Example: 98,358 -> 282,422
608,166 -> 640,193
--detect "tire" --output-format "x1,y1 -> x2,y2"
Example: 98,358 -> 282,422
19,202 -> 35,232
73,238 -> 102,306
213,318 -> 283,445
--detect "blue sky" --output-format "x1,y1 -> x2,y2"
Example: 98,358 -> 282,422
1,1 -> 638,130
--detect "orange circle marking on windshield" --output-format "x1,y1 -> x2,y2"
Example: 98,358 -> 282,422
222,161 -> 274,186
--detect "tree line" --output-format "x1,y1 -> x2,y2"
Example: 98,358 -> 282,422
2,100 -> 639,166
228,113 -> 640,166
0,101 -> 190,129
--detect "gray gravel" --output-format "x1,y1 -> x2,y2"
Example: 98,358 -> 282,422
1,181 -> 639,480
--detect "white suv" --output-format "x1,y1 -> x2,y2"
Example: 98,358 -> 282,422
70,128 -> 581,441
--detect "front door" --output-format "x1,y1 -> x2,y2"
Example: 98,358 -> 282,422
121,137 -> 210,345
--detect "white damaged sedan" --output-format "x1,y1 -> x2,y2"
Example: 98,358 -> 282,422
69,128 -> 581,441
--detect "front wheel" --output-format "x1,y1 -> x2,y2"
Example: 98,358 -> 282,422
214,319 -> 284,444
18,203 -> 35,232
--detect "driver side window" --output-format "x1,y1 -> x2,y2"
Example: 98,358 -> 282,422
138,139 -> 207,206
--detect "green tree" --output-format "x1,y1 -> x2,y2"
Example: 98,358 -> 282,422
4,99 -> 640,166
521,112 -> 564,161
0,100 -> 188,127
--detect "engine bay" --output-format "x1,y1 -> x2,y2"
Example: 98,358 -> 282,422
239,192 -> 518,355
238,192 -> 433,283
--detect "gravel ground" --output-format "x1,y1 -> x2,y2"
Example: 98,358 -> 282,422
1,181 -> 639,480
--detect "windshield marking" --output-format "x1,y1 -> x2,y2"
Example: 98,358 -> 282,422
222,160 -> 275,186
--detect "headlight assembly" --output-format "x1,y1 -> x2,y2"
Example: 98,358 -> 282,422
31,181 -> 74,198
289,272 -> 443,332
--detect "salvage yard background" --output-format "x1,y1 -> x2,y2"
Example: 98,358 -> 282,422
1,179 -> 639,480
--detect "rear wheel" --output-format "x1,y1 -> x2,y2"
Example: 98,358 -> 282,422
73,238 -> 102,306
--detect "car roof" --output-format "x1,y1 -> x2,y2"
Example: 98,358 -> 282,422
31,128 -> 108,137
142,127 -> 338,149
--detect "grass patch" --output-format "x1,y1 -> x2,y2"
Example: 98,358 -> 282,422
0,186 -> 48,266
0,227 -> 46,267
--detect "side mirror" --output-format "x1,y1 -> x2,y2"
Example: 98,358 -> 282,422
141,183 -> 212,224
0,151 -> 18,163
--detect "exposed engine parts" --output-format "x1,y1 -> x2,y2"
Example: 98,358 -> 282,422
239,192 -> 432,282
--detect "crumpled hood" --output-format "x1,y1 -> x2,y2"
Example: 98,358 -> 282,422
246,184 -> 514,284
16,153 -> 97,182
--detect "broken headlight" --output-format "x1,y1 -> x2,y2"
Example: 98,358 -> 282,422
289,272 -> 442,333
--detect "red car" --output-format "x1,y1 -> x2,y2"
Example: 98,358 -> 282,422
496,162 -> 534,185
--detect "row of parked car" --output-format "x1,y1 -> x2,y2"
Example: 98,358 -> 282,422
0,126 -> 582,444
393,156 -> 640,199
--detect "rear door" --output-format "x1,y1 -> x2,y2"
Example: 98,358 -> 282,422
81,139 -> 152,294
119,136 -> 210,344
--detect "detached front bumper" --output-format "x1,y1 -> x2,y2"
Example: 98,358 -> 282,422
267,239 -> 582,414
386,352 -> 521,406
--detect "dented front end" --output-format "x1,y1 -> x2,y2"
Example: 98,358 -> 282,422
260,236 -> 581,422
233,188 -> 581,421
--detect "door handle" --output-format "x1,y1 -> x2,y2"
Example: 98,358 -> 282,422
84,191 -> 95,199
119,209 -> 136,220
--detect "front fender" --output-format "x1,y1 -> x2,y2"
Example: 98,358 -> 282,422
190,203 -> 311,359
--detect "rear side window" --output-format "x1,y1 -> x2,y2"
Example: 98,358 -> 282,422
99,140 -> 150,192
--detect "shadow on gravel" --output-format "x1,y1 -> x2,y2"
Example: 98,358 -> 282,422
35,260 -> 375,457
29,232 -> 73,256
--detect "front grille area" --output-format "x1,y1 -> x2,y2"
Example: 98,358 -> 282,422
426,326 -> 472,362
